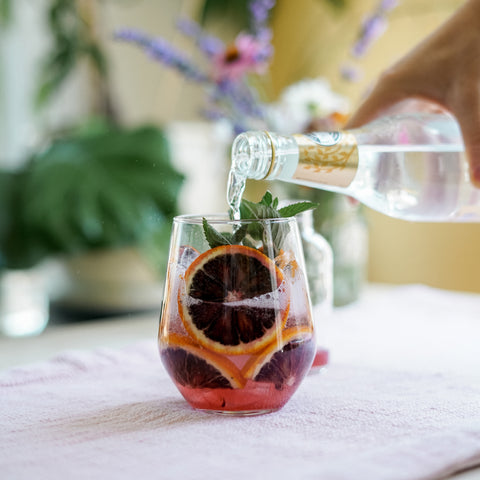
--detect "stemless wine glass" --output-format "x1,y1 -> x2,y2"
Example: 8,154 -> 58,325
158,214 -> 316,416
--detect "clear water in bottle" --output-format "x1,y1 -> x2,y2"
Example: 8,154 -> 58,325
228,114 -> 480,222
350,144 -> 479,221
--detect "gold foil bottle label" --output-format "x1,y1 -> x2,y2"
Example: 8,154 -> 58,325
292,132 -> 359,187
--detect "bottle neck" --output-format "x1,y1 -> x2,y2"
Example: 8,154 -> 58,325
230,131 -> 298,180
231,130 -> 359,189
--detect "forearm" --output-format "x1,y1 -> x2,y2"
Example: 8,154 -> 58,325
465,0 -> 480,17
346,0 -> 480,183
454,0 -> 480,31
370,0 -> 480,105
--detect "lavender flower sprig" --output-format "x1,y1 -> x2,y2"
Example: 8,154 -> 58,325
341,0 -> 400,82
208,78 -> 266,133
249,0 -> 276,37
176,18 -> 224,58
115,0 -> 276,134
115,29 -> 267,134
117,0 -> 399,133
115,29 -> 209,83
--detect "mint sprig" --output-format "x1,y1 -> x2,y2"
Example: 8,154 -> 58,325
278,201 -> 319,218
202,192 -> 317,255
202,218 -> 249,247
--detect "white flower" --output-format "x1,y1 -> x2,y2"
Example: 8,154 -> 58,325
266,77 -> 350,134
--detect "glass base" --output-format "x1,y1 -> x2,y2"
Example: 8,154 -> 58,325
197,407 -> 280,417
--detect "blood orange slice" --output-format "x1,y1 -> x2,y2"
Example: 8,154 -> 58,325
179,244 -> 289,355
241,326 -> 315,389
161,333 -> 245,389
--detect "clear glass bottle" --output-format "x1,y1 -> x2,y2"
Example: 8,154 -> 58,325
230,113 -> 480,222
296,208 -> 333,315
295,209 -> 333,371
314,196 -> 368,307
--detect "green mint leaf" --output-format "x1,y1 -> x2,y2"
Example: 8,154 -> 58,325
239,198 -> 279,243
202,218 -> 232,248
231,224 -> 249,244
202,192 -> 318,254
259,191 -> 273,207
247,221 -> 265,242
239,198 -> 280,221
241,236 -> 256,249
237,192 -> 318,257
278,201 -> 318,218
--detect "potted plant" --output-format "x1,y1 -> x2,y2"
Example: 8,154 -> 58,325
0,120 -> 184,333
0,1 -> 186,330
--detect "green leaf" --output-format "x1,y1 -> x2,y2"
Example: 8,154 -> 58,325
259,191 -> 273,207
202,218 -> 232,248
34,42 -> 78,108
35,0 -> 109,110
231,224 -> 249,244
199,0 -> 250,28
3,123 -> 184,268
278,201 -> 319,218
83,43 -> 108,76
239,193 -> 318,255
323,0 -> 348,10
239,198 -> 280,221
201,191 -> 318,256
0,0 -> 12,27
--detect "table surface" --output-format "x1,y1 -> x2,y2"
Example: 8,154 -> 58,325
1,284 -> 479,480
0,311 -> 159,370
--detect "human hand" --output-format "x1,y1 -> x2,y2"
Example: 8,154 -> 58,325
346,0 -> 480,187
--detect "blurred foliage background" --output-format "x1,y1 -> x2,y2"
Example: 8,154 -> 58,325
3,0 -> 480,301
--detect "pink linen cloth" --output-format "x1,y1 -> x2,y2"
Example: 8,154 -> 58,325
1,285 -> 480,480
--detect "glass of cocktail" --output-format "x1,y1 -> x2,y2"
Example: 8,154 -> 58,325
158,214 -> 316,415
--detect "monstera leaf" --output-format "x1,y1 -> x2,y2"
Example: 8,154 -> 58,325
0,171 -> 29,269
1,123 -> 184,271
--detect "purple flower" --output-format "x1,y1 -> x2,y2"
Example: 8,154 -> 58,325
249,0 -> 276,36
211,33 -> 272,81
351,15 -> 387,58
114,28 -> 148,44
201,107 -> 225,122
115,1 -> 274,132
176,18 -> 224,57
348,0 -> 399,59
340,0 -> 399,82
115,28 -> 208,83
216,79 -> 264,118
380,0 -> 398,11
340,63 -> 363,82
203,85 -> 263,133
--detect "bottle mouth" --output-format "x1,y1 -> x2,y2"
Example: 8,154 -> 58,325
231,131 -> 272,180
231,135 -> 251,172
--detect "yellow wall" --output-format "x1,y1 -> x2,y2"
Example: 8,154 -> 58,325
269,0 -> 480,293
365,211 -> 480,292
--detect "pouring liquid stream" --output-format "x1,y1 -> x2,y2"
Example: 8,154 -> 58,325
227,168 -> 247,220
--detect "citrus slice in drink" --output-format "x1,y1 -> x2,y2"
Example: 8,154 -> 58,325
161,333 -> 245,389
179,244 -> 289,355
241,326 -> 315,389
